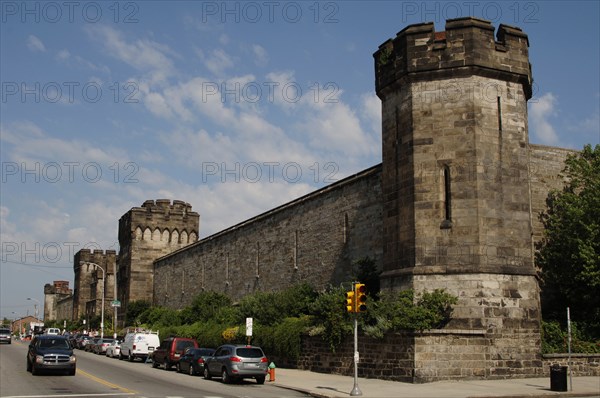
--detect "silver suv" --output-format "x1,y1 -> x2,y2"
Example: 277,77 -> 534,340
0,328 -> 11,344
203,344 -> 268,384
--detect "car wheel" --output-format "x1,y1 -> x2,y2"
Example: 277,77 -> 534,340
118,352 -> 123,360
203,367 -> 212,380
189,365 -> 195,376
221,368 -> 230,384
69,368 -> 76,376
128,352 -> 133,362
176,363 -> 181,373
31,364 -> 39,376
164,360 -> 171,370
256,376 -> 265,385
152,359 -> 159,368
26,359 -> 31,372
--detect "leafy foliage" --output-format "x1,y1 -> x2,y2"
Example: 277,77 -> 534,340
542,321 -> 600,354
135,282 -> 458,355
126,300 -> 151,326
536,144 -> 600,338
308,285 -> 354,351
362,289 -> 458,338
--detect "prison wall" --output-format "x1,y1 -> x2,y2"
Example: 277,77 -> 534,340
154,166 -> 383,306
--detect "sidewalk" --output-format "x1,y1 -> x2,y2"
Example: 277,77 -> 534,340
272,368 -> 600,398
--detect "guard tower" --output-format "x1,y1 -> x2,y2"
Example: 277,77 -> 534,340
374,17 -> 541,380
117,200 -> 199,325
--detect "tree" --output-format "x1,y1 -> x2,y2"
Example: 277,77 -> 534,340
536,144 -> 600,338
125,300 -> 151,326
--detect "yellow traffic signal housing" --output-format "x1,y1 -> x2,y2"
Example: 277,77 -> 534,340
355,283 -> 367,312
345,290 -> 356,313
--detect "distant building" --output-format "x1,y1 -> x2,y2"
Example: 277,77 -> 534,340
43,280 -> 72,321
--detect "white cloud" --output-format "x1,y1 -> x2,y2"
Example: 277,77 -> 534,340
252,44 -> 268,67
27,35 -> 46,52
203,49 -> 234,76
530,93 -> 560,146
87,25 -> 177,83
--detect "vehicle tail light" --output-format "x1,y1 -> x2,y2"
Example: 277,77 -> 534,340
132,344 -> 136,350
197,358 -> 204,364
230,356 -> 242,362
260,357 -> 268,363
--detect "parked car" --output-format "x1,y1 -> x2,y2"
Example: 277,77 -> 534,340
93,338 -> 116,354
177,347 -> 215,376
45,328 -> 61,335
120,330 -> 160,362
105,340 -> 121,358
203,344 -> 268,384
86,337 -> 101,352
26,335 -> 76,376
152,336 -> 198,370
75,335 -> 92,349
0,328 -> 11,344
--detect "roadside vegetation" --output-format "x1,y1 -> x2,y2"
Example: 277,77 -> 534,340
536,144 -> 600,352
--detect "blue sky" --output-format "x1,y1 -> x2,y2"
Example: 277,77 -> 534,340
1,1 -> 599,321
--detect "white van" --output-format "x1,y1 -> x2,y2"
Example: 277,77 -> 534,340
45,328 -> 61,335
119,330 -> 159,362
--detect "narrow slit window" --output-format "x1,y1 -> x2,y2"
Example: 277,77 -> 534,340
497,96 -> 502,133
444,165 -> 452,222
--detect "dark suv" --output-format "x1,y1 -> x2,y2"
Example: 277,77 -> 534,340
0,328 -> 11,344
26,335 -> 76,375
152,337 -> 198,370
203,344 -> 268,384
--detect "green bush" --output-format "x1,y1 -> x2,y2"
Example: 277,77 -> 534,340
133,284 -> 459,356
542,320 -> 600,354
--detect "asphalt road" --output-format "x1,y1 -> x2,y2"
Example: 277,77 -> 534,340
0,340 -> 309,398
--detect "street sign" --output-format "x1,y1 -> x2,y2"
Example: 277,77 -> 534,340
111,300 -> 121,307
246,317 -> 253,337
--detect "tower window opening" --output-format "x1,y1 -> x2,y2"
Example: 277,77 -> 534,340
441,165 -> 452,229
497,96 -> 503,133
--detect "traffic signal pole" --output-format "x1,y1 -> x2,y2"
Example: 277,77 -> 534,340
349,281 -> 362,396
350,313 -> 362,396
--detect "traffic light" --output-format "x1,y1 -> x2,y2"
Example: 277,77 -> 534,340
355,283 -> 367,312
345,290 -> 355,313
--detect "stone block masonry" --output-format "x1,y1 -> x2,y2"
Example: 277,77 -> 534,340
154,166 -> 383,305
117,199 -> 199,325
66,17 -> 580,382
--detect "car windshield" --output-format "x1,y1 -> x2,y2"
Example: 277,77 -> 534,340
39,338 -> 70,349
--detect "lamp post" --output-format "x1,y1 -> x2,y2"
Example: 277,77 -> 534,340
80,261 -> 105,339
11,312 -> 22,339
27,297 -> 40,320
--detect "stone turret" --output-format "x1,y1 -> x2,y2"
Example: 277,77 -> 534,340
117,200 -> 199,325
374,17 -> 541,380
72,249 -> 116,321
43,280 -> 72,321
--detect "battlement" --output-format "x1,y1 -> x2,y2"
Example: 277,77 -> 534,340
139,199 -> 195,214
119,199 -> 200,244
73,248 -> 117,275
374,17 -> 532,99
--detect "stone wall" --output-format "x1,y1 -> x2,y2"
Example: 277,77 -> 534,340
528,145 -> 575,244
154,166 -> 383,306
542,354 -> 600,377
297,333 -> 598,383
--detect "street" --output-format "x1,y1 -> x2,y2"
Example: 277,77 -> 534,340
0,341 -> 309,398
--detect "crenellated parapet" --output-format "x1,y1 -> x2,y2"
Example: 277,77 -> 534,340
374,17 -> 532,99
119,199 -> 199,245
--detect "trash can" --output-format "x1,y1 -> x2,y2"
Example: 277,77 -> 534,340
550,364 -> 568,391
